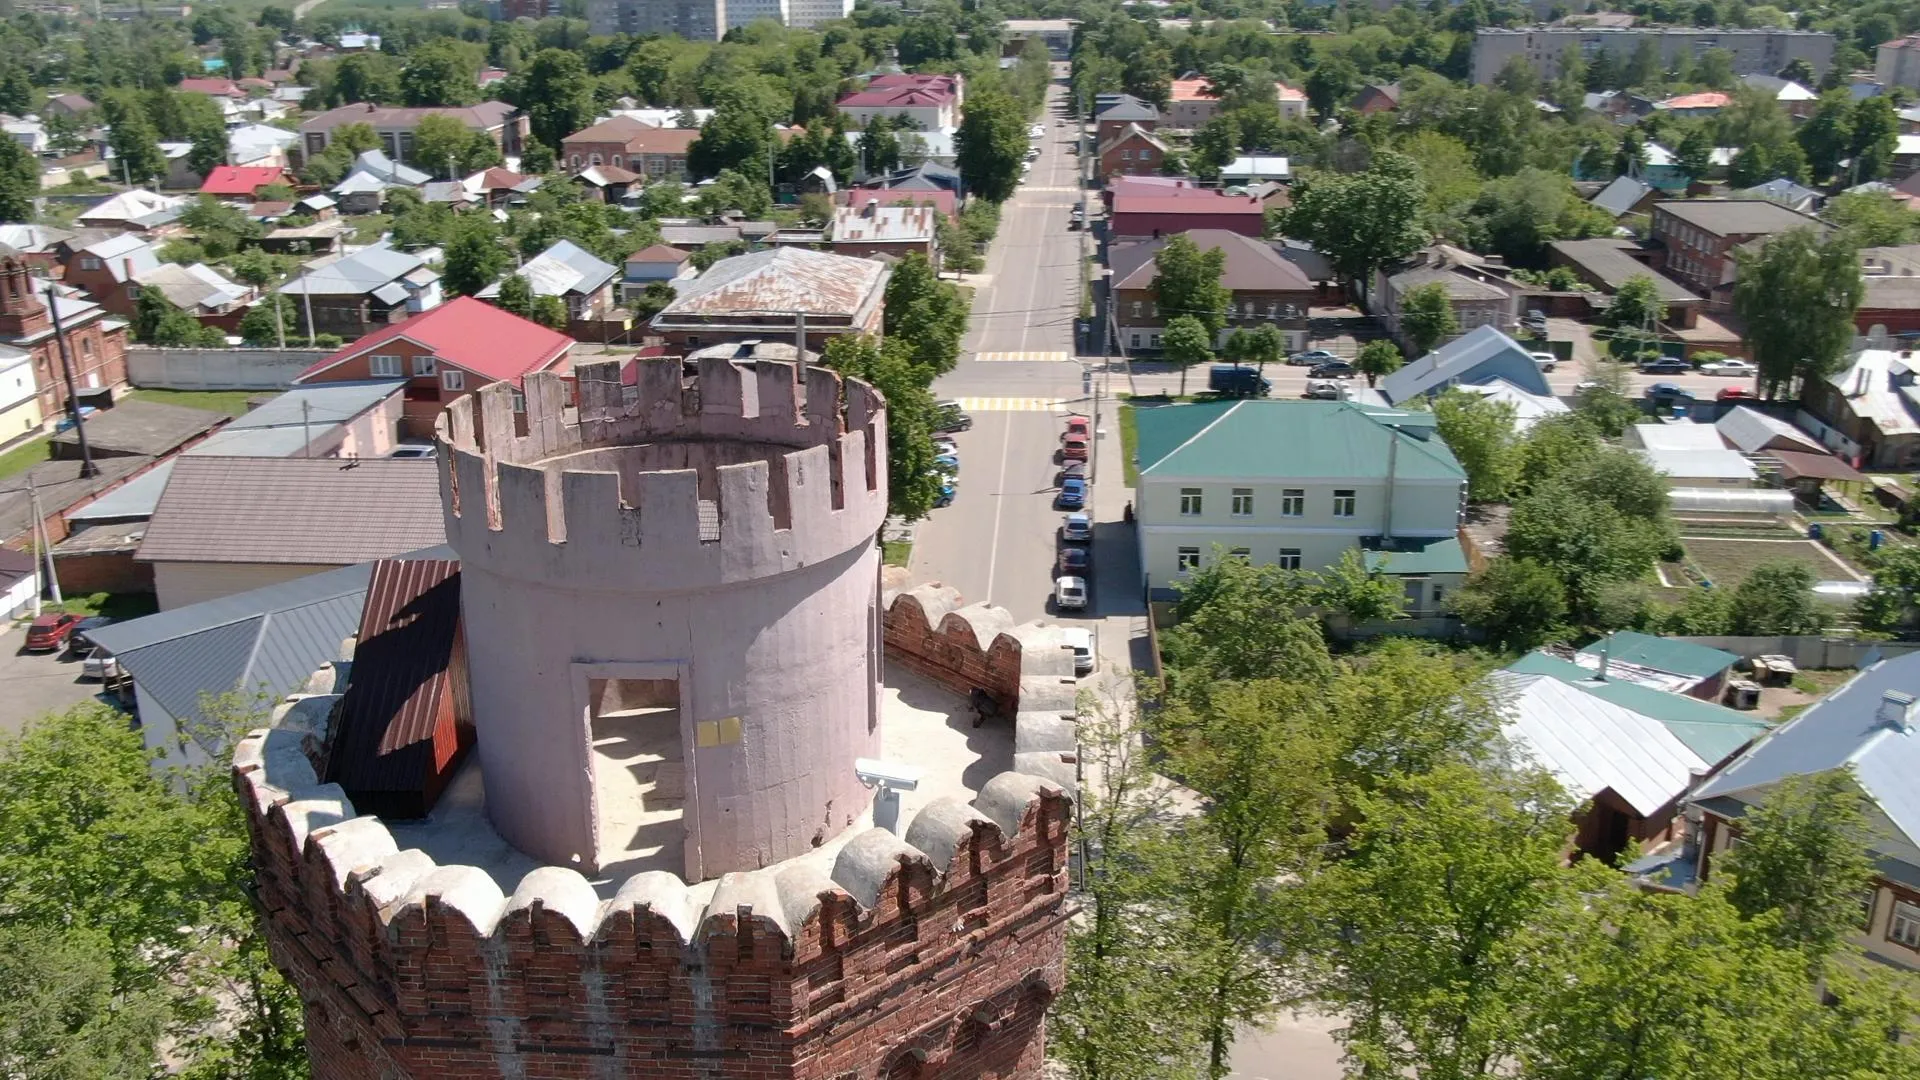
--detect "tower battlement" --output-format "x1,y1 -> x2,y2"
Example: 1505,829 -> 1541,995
436,358 -> 887,592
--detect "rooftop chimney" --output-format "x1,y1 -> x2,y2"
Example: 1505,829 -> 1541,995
864,198 -> 879,217
1877,689 -> 1916,733
1596,639 -> 1611,682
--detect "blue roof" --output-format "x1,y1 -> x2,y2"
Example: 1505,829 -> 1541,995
1693,651 -> 1920,852
1380,325 -> 1552,403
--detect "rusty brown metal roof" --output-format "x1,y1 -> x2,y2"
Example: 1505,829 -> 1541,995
657,247 -> 888,321
326,557 -> 466,818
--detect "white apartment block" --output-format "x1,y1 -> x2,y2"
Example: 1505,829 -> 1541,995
1470,26 -> 1835,86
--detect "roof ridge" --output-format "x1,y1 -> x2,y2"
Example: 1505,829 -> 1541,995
1141,400 -> 1242,476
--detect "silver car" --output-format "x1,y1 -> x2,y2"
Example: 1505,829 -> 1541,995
1054,576 -> 1088,610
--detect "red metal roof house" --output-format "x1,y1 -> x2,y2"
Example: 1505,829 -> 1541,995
199,165 -> 294,197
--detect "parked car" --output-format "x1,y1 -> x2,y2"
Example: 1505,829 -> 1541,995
1054,575 -> 1088,611
1069,205 -> 1085,225
23,612 -> 80,652
933,435 -> 958,455
1062,415 -> 1091,440
1302,379 -> 1343,400
1058,460 -> 1087,485
1062,627 -> 1095,676
1288,349 -> 1338,367
1699,358 -> 1757,377
1060,512 -> 1093,542
1528,351 -> 1557,372
1521,309 -> 1548,332
1056,478 -> 1087,510
1058,545 -> 1092,578
1639,357 -> 1690,375
1309,361 -> 1356,379
82,646 -> 125,685
934,400 -> 972,432
65,615 -> 112,658
389,444 -> 436,459
934,481 -> 956,507
1644,382 -> 1696,400
1061,435 -> 1090,461
1716,386 -> 1755,402
934,453 -> 960,476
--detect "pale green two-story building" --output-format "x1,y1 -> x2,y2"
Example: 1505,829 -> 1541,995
1133,399 -> 1470,614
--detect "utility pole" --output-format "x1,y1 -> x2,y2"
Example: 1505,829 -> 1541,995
794,309 -> 807,374
46,284 -> 96,479
302,399 -> 313,457
300,276 -> 316,347
27,480 -> 61,605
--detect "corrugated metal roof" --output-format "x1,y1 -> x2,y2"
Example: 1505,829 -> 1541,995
1715,407 -> 1824,455
830,204 -> 936,244
1381,326 -> 1551,402
1639,447 -> 1758,480
327,559 -> 464,815
1134,399 -> 1465,482
516,239 -> 617,298
1694,652 -> 1920,851
659,247 -> 887,320
137,457 -> 446,566
280,244 -> 426,297
1496,671 -> 1709,817
64,459 -> 176,523
1507,651 -> 1770,764
224,380 -> 405,431
1576,631 -> 1740,680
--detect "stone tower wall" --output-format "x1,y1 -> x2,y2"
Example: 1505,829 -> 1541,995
235,587 -> 1081,1079
433,360 -> 890,878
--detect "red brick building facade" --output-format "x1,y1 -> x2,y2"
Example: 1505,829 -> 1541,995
0,259 -> 129,420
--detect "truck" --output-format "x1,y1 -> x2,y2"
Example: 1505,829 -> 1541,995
1207,364 -> 1271,397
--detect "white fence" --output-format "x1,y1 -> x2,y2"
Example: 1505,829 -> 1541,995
127,347 -> 333,391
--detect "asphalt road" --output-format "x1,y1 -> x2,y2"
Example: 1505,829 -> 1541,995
912,81 -> 1091,627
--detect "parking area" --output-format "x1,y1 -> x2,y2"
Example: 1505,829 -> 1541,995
0,624 -> 122,736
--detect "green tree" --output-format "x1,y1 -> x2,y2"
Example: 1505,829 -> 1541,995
1314,763 -> 1575,1080
822,334 -> 943,520
1676,127 -> 1714,179
1850,95 -> 1900,182
1221,324 -> 1284,381
514,49 -> 595,156
1191,113 -> 1240,180
1161,315 -> 1215,398
1856,544 -> 1920,630
186,117 -> 228,183
1825,188 -> 1920,246
399,39 -> 480,108
0,924 -> 170,1075
688,89 -> 774,182
441,214 -> 509,297
237,295 -> 293,347
0,136 -> 37,223
881,252 -> 966,377
857,116 -> 900,177
1465,167 -> 1616,265
1398,281 -> 1458,357
1798,90 -> 1855,180
494,271 -> 536,319
1434,388 -> 1519,501
1605,272 -> 1668,334
696,169 -> 773,219
1723,770 -> 1877,960
328,51 -> 402,106
1733,228 -> 1863,398
1354,339 -> 1403,388
1726,561 -> 1825,635
411,113 -> 498,178
955,89 -> 1028,204
1152,234 -> 1230,340
1305,57 -> 1357,119
1449,557 -> 1568,649
1280,152 -> 1428,288
102,92 -> 166,186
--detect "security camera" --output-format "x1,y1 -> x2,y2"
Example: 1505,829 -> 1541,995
854,758 -> 925,791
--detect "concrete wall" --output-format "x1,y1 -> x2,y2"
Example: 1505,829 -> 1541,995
0,571 -> 36,620
128,346 -> 331,391
1668,635 -> 1920,669
437,360 -> 891,881
154,560 -> 341,611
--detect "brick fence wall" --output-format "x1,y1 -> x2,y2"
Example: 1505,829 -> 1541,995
881,584 -> 1049,714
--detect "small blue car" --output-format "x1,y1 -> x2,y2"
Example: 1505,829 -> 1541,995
935,482 -> 956,507
1056,477 -> 1086,509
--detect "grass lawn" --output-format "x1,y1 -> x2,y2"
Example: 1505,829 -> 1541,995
47,591 -> 158,621
126,387 -> 262,417
1681,537 -> 1859,588
1118,404 -> 1138,487
0,434 -> 51,481
343,213 -> 391,244
882,540 -> 912,567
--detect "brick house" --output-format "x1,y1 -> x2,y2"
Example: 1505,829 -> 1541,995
1369,246 -> 1522,351
58,233 -> 159,319
297,102 -> 526,168
1351,82 -> 1402,114
1106,177 -> 1267,239
1649,199 -> 1825,296
0,260 -> 129,422
650,247 -> 888,353
1094,94 -> 1160,145
1098,123 -> 1170,180
1109,229 -> 1316,354
560,117 -> 699,179
295,296 -> 573,438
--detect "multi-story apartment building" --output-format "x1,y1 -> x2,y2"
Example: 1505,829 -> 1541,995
785,0 -> 849,27
1878,34 -> 1920,91
1471,26 -> 1835,85
1133,399 -> 1469,613
297,102 -> 525,167
1648,199 -> 1824,296
560,117 -> 699,178
1166,79 -> 1309,128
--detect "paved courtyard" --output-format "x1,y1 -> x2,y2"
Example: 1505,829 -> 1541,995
0,623 -> 117,737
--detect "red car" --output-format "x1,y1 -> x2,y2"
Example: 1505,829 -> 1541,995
1061,435 -> 1090,461
23,612 -> 79,652
1715,386 -> 1754,402
1062,415 -> 1091,440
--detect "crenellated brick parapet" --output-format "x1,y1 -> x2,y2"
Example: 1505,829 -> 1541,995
236,706 -> 1072,1079
435,358 -> 888,594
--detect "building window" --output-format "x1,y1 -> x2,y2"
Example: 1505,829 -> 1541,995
412,354 -> 437,376
1281,488 -> 1304,517
80,337 -> 92,357
611,155 -> 622,167
1860,889 -> 1879,931
1176,547 -> 1201,571
511,389 -> 526,413
589,153 -> 602,166
1891,900 -> 1920,949
1431,585 -> 1446,607
570,154 -> 582,167
1228,547 -> 1250,560
1332,489 -> 1356,517
80,256 -> 100,270
369,354 -> 402,376
1131,301 -> 1142,318
441,369 -> 465,391
1120,149 -> 1131,160
1131,333 -> 1142,348
1231,488 -> 1253,516
1179,488 -> 1202,516
1278,548 -> 1302,570
125,284 -> 140,298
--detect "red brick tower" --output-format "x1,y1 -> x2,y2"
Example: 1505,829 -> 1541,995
233,359 -> 1079,1079
0,258 -> 50,337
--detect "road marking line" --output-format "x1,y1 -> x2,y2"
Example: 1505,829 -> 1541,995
973,351 -> 1070,364
953,397 -> 1071,413
985,410 -> 1013,602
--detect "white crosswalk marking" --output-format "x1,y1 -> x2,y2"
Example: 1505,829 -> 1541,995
972,351 -> 1071,364
953,397 -> 1072,413
1021,186 -> 1078,193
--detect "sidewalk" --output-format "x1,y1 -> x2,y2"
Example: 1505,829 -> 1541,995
1087,381 -> 1152,689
